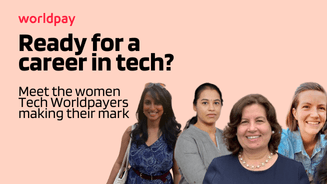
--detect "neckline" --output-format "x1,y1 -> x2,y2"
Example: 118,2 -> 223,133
291,129 -> 324,156
190,124 -> 217,134
237,153 -> 279,172
145,134 -> 163,147
190,125 -> 220,149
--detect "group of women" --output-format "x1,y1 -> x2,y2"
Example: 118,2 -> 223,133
106,82 -> 327,184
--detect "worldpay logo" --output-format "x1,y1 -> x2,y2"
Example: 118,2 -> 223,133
18,13 -> 75,26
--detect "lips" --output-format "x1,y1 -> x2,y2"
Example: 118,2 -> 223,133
246,135 -> 261,139
148,112 -> 158,116
207,114 -> 216,118
306,121 -> 320,125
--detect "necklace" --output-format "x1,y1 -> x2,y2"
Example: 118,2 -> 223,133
238,152 -> 273,169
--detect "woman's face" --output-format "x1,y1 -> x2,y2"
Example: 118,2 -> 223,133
237,104 -> 272,152
193,89 -> 222,125
143,92 -> 164,123
293,90 -> 327,138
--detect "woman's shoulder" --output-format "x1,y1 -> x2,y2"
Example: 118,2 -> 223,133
178,125 -> 201,138
277,153 -> 304,167
281,128 -> 292,137
318,133 -> 327,146
123,125 -> 132,136
176,127 -> 197,146
280,128 -> 303,145
176,125 -> 214,152
124,123 -> 138,138
206,155 -> 238,175
125,123 -> 137,133
211,154 -> 236,165
276,153 -> 309,182
278,129 -> 302,158
215,127 -> 224,134
119,124 -> 135,147
279,129 -> 295,146
204,155 -> 237,184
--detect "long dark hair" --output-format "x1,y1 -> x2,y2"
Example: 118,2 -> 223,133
131,83 -> 181,150
184,83 -> 223,129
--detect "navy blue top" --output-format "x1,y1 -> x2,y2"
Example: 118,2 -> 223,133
203,153 -> 309,184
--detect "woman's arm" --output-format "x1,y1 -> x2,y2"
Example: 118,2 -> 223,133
172,158 -> 181,184
175,135 -> 207,183
106,126 -> 132,184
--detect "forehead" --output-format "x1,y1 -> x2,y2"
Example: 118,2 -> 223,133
198,89 -> 221,100
144,91 -> 159,101
242,104 -> 266,118
298,90 -> 327,105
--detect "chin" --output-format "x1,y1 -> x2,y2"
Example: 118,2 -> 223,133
305,128 -> 322,136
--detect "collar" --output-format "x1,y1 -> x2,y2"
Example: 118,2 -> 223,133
290,129 -> 327,156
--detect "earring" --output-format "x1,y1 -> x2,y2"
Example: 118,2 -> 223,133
272,131 -> 275,134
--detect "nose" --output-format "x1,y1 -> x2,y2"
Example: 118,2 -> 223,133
150,103 -> 156,110
248,122 -> 257,132
310,107 -> 319,118
208,103 -> 214,111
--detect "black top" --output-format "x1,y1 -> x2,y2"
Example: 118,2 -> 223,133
203,153 -> 310,184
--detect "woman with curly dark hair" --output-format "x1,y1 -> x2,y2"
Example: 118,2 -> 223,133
204,94 -> 309,184
106,83 -> 181,184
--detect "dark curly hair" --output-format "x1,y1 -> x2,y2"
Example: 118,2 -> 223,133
223,94 -> 282,155
131,83 -> 181,150
286,82 -> 327,132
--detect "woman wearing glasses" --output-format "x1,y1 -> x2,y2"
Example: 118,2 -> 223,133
106,83 -> 181,184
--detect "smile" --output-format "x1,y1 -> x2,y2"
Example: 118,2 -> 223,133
306,121 -> 320,125
246,135 -> 261,139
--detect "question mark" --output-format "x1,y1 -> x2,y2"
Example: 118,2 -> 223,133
165,54 -> 174,71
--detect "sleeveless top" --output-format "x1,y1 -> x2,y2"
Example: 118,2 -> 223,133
126,135 -> 173,184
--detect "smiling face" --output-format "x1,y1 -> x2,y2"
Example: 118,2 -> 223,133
292,90 -> 327,138
193,89 -> 222,125
237,104 -> 272,152
143,92 -> 164,123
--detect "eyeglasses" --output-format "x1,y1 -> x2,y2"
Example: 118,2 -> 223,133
144,83 -> 166,89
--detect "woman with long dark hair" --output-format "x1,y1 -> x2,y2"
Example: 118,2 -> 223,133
107,83 -> 181,184
174,83 -> 230,184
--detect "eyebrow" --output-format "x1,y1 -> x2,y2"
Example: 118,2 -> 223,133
241,116 -> 266,120
200,99 -> 221,101
300,102 -> 311,105
300,102 -> 326,106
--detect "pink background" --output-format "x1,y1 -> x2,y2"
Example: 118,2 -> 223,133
2,1 -> 327,183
